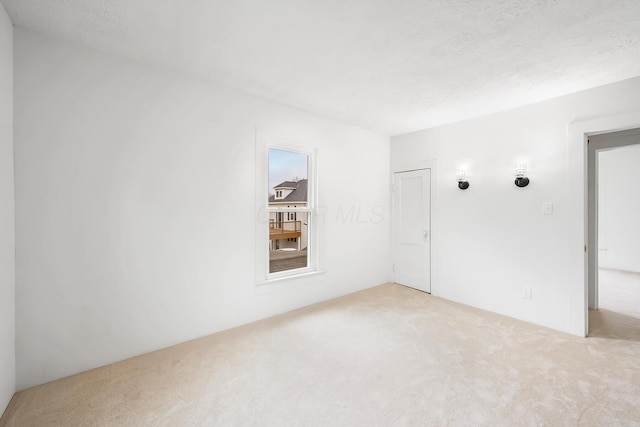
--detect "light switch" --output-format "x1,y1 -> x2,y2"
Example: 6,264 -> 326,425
542,202 -> 553,215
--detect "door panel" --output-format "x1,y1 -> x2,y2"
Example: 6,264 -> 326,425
393,169 -> 431,293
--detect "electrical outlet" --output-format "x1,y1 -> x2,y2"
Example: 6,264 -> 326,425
522,287 -> 532,299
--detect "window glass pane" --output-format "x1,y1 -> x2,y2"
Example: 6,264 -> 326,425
268,149 -> 309,274
269,214 -> 308,273
268,149 -> 308,202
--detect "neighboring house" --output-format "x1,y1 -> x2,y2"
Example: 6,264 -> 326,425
268,179 -> 308,251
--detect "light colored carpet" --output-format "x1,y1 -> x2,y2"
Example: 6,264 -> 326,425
2,282 -> 640,426
599,268 -> 640,320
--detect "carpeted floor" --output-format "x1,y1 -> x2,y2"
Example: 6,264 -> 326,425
598,268 -> 640,319
2,281 -> 640,426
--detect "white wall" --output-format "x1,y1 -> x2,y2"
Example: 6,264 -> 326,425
14,29 -> 390,389
392,77 -> 640,336
598,145 -> 640,273
0,2 -> 15,415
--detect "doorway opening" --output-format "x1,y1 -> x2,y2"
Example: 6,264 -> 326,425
587,128 -> 640,337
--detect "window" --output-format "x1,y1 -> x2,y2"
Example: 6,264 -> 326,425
255,130 -> 319,283
267,148 -> 312,275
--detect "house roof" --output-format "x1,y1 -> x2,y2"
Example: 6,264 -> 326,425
269,179 -> 307,203
273,181 -> 299,189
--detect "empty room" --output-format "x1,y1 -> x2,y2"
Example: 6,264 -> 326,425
1,0 -> 640,425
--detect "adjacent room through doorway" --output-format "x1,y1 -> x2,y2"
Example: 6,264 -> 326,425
588,131 -> 640,334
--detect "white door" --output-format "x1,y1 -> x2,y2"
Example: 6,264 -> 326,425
393,169 -> 431,293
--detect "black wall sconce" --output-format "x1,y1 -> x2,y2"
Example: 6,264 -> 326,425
514,164 -> 530,187
457,170 -> 469,190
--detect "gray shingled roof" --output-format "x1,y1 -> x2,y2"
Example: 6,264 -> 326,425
273,180 -> 298,189
269,179 -> 307,203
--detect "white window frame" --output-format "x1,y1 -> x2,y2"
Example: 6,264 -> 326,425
255,129 -> 319,284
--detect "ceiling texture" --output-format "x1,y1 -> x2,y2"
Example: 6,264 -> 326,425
2,0 -> 640,135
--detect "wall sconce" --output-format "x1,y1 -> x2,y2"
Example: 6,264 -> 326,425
514,164 -> 530,187
457,170 -> 469,190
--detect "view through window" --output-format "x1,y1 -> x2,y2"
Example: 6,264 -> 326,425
268,149 -> 310,274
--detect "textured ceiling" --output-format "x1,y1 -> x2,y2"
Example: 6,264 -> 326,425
3,0 -> 640,135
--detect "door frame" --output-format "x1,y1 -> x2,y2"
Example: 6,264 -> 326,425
391,159 -> 439,297
587,129 -> 640,312
568,110 -> 640,337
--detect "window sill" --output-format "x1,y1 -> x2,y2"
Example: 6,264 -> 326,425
257,270 -> 326,287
